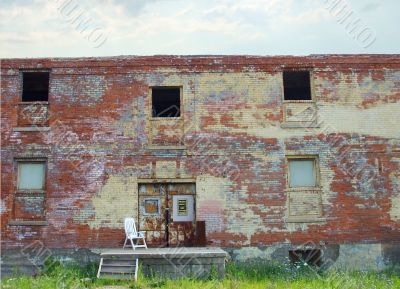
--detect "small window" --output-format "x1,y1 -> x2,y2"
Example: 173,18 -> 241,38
143,198 -> 160,216
283,71 -> 311,101
288,159 -> 317,187
22,72 -> 49,102
152,87 -> 180,117
289,249 -> 322,267
18,162 -> 46,190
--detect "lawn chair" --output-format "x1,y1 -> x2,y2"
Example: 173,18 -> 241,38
123,217 -> 147,250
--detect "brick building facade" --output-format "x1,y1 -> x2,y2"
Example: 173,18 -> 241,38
1,55 -> 399,273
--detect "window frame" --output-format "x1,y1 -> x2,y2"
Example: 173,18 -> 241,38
286,156 -> 319,189
149,86 -> 183,119
282,69 -> 314,103
16,159 -> 47,192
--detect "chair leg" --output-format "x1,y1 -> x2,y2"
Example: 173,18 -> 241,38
130,238 -> 136,250
123,237 -> 128,249
143,237 -> 147,249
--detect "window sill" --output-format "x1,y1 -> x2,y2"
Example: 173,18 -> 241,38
16,190 -> 45,196
13,127 -> 50,132
8,220 -> 48,226
285,217 -> 325,223
285,187 -> 321,192
18,101 -> 49,105
283,100 -> 314,103
147,145 -> 186,150
138,178 -> 196,183
281,122 -> 319,128
150,117 -> 182,121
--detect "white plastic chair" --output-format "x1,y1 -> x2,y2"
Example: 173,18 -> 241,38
123,217 -> 147,250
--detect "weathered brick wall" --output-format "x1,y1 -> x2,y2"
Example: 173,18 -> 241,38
1,55 -> 399,252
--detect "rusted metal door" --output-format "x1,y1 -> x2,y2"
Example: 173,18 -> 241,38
138,183 -> 195,247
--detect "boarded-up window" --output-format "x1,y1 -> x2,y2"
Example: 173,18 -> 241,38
288,159 -> 316,187
18,162 -> 45,190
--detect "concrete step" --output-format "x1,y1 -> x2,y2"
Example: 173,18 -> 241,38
98,272 -> 136,280
101,265 -> 136,274
97,256 -> 138,280
101,255 -> 139,261
102,259 -> 136,266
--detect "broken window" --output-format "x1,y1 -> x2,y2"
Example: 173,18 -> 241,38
18,162 -> 46,190
152,87 -> 180,117
283,71 -> 312,101
22,72 -> 49,102
289,249 -> 322,267
288,159 -> 317,187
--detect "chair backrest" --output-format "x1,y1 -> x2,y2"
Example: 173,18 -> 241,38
124,217 -> 138,236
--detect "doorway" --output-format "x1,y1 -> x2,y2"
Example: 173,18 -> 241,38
138,182 -> 196,247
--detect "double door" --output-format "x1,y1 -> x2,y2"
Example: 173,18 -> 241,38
138,183 -> 195,246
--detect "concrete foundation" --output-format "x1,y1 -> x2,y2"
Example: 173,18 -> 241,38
226,243 -> 400,271
2,243 -> 399,277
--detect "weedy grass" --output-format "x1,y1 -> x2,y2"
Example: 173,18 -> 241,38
1,260 -> 399,289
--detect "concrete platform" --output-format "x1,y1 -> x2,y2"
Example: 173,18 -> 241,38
99,247 -> 227,279
101,247 -> 226,257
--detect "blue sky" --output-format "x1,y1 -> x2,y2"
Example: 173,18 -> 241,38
0,0 -> 399,58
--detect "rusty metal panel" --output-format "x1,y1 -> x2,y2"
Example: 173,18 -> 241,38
138,183 -> 196,247
138,184 -> 166,232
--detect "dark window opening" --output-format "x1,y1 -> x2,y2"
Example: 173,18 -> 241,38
22,72 -> 49,102
283,71 -> 311,100
152,87 -> 180,117
289,249 -> 322,267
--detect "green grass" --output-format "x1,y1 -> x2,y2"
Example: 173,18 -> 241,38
1,260 -> 399,289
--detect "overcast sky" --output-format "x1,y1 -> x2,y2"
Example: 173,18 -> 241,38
0,0 -> 399,58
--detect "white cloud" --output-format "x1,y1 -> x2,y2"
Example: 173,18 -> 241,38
0,0 -> 398,57
361,2 -> 382,13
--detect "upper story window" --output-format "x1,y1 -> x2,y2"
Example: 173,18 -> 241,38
22,72 -> 49,102
283,71 -> 312,101
288,158 -> 317,188
17,161 -> 46,190
152,87 -> 180,118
